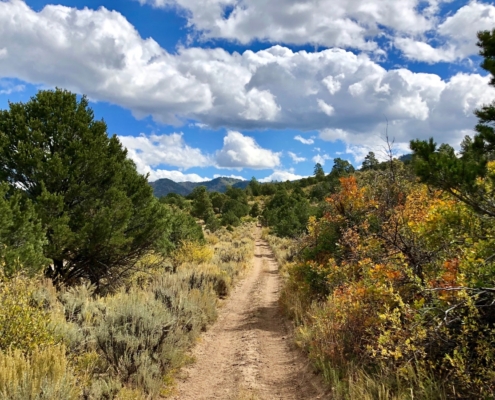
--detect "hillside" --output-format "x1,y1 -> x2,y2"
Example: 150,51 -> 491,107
150,177 -> 249,197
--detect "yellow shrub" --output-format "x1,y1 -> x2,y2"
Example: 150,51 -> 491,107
0,345 -> 79,399
115,387 -> 146,400
0,275 -> 55,351
173,241 -> 214,266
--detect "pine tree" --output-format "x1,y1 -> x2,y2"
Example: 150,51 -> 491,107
0,183 -> 49,276
0,89 -> 168,288
361,151 -> 379,171
410,30 -> 495,217
190,186 -> 213,220
314,163 -> 325,181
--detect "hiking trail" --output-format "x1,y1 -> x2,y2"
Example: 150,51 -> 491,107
172,227 -> 326,400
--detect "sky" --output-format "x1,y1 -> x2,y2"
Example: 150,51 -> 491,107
1,0 -> 495,182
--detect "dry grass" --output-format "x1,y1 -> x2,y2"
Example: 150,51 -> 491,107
0,346 -> 79,400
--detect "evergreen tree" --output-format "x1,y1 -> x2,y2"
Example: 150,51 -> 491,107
221,211 -> 241,227
222,186 -> 250,218
0,89 -> 168,288
261,187 -> 310,237
361,151 -> 380,171
159,193 -> 189,211
328,158 -> 355,191
248,177 -> 261,196
313,163 -> 325,181
210,192 -> 227,213
249,202 -> 261,217
0,183 -> 49,276
190,186 -> 213,220
205,212 -> 221,232
411,30 -> 495,218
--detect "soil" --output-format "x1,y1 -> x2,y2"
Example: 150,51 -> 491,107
171,228 -> 327,400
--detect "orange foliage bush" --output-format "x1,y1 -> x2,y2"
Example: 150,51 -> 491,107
284,164 -> 495,398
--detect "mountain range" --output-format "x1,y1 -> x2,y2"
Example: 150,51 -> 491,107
150,177 -> 249,197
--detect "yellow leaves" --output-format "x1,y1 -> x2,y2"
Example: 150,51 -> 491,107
325,176 -> 375,220
0,275 -> 56,352
172,241 -> 214,267
307,215 -> 318,236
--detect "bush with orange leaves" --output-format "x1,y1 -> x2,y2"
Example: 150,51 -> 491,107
280,164 -> 495,398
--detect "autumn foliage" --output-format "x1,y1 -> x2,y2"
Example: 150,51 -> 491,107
280,163 -> 495,398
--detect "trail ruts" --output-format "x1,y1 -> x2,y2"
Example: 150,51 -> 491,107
172,227 -> 326,400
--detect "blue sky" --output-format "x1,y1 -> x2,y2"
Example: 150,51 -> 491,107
1,0 -> 495,182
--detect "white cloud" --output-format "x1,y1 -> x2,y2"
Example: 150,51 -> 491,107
319,128 -> 349,142
294,135 -> 315,145
288,151 -> 306,163
148,169 -> 210,182
137,0 -> 438,50
396,2 -> 495,63
312,153 -> 332,165
215,131 -> 281,169
0,79 -> 24,95
0,0 -> 280,126
119,132 -> 211,172
259,170 -> 307,183
317,98 -> 335,116
0,1 -> 493,150
323,75 -> 343,95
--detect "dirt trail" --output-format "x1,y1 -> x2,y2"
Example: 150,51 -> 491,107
172,228 -> 326,400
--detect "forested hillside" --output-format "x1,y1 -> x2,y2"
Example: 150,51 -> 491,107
150,177 -> 249,197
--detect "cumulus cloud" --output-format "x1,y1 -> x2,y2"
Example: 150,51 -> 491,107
119,132 -> 211,172
396,2 -> 495,62
312,153 -> 332,165
294,135 -> 315,145
137,0 -> 494,65
147,170 -> 210,182
0,0 -> 280,126
288,152 -> 306,163
137,0 -> 439,50
0,1 -> 494,149
259,170 -> 307,183
215,131 -> 281,169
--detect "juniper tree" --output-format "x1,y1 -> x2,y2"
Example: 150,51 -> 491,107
0,89 -> 169,288
0,183 -> 49,276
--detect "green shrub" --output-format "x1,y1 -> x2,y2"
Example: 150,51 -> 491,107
94,289 -> 176,396
221,210 -> 240,227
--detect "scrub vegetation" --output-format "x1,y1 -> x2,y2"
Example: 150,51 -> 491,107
2,29 -> 495,399
0,87 -> 255,398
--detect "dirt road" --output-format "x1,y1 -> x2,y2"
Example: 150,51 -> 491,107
172,228 -> 326,400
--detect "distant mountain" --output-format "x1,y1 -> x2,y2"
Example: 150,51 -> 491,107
398,154 -> 413,163
149,178 -> 191,197
150,177 -> 249,197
